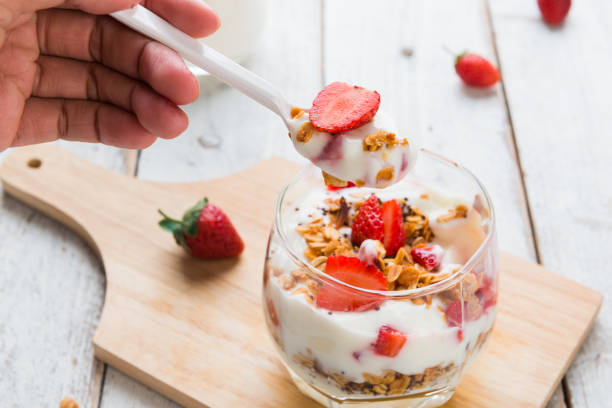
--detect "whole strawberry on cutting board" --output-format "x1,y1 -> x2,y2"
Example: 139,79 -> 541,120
159,198 -> 244,258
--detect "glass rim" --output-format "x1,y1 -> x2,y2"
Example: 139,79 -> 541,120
274,149 -> 497,298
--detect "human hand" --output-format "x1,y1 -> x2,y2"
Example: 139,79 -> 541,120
0,0 -> 219,151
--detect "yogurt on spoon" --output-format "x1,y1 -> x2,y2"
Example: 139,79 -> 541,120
287,82 -> 415,188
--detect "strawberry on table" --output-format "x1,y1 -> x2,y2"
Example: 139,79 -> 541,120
309,82 -> 380,133
454,53 -> 500,87
538,0 -> 571,25
159,198 -> 244,258
373,325 -> 407,357
351,194 -> 384,246
381,199 -> 405,257
316,255 -> 387,312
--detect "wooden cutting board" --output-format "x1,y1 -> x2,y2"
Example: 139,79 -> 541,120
0,144 -> 602,408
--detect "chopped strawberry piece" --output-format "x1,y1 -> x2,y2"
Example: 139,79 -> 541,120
351,194 -> 384,246
400,153 -> 410,172
358,239 -> 380,267
309,82 -> 380,133
411,244 -> 444,271
316,256 -> 387,312
476,280 -> 498,310
316,136 -> 343,161
456,328 -> 464,342
352,351 -> 362,362
455,53 -> 500,88
327,181 -> 355,191
372,325 -> 407,357
445,300 -> 463,327
382,200 -> 405,257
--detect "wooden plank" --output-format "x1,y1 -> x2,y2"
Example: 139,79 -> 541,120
0,145 -> 601,408
0,142 -> 130,408
486,1 -> 612,407
99,0 -> 322,406
324,1 -> 566,406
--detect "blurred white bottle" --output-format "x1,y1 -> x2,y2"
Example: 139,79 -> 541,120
188,0 -> 268,77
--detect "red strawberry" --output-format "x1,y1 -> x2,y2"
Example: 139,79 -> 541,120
351,194 -> 384,246
455,53 -> 500,87
382,200 -> 405,257
476,278 -> 498,310
538,0 -> 571,25
445,300 -> 463,327
159,198 -> 244,258
411,244 -> 444,271
327,181 -> 356,191
316,256 -> 387,312
373,325 -> 407,357
309,82 -> 380,133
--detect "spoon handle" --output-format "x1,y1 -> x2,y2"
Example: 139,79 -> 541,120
111,5 -> 292,123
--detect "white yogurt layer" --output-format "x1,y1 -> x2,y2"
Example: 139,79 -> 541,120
267,184 -> 495,396
288,110 -> 416,188
268,278 -> 496,397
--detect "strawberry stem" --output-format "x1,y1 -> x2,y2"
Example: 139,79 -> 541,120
442,45 -> 465,63
158,198 -> 209,253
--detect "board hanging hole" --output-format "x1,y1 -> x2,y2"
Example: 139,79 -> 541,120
27,158 -> 42,168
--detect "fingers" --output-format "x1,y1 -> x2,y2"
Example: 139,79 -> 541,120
14,98 -> 158,149
0,77 -> 25,151
33,55 -> 188,139
37,9 -> 199,105
62,0 -> 220,37
141,0 -> 220,37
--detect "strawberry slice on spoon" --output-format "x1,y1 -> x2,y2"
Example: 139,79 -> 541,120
309,82 -> 380,133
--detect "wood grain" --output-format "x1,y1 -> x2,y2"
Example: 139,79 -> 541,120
0,142 -> 131,408
0,144 -> 602,408
487,1 -> 612,407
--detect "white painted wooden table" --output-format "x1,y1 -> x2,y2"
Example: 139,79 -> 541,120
1,1 -> 609,407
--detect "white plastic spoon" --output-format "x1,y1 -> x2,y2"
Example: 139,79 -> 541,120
111,5 -> 292,125
111,5 -> 415,188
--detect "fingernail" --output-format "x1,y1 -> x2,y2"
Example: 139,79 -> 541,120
198,0 -> 221,30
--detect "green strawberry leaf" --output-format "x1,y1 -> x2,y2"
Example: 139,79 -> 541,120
158,198 -> 209,253
158,211 -> 182,233
181,198 -> 208,237
455,51 -> 468,66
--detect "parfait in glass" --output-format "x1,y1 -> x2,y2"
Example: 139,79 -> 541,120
263,150 -> 498,408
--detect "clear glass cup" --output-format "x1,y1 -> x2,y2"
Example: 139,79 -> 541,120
263,150 -> 498,408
